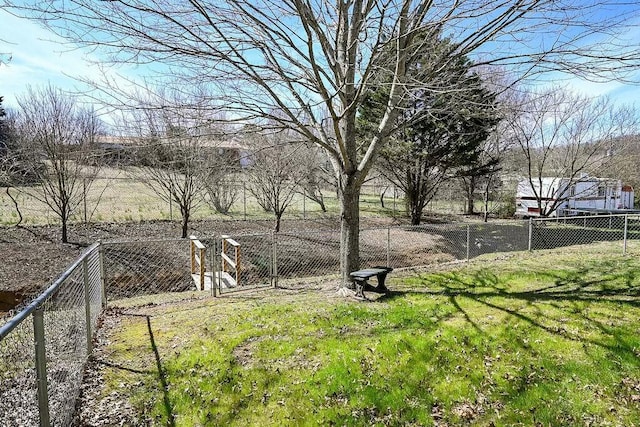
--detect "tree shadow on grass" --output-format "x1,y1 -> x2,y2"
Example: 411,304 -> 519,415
143,315 -> 176,427
94,313 -> 177,426
378,258 -> 640,362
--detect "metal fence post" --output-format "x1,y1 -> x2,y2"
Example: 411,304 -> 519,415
98,241 -> 107,308
528,218 -> 533,252
272,232 -> 278,288
623,214 -> 629,255
169,183 -> 173,221
386,227 -> 391,267
392,185 -> 396,217
83,258 -> 92,354
243,182 -> 247,221
33,307 -> 51,427
466,224 -> 471,261
83,178 -> 88,224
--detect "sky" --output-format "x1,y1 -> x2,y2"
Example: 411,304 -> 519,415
0,10 -> 109,109
1,6 -> 639,117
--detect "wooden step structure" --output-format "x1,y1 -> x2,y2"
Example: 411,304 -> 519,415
190,235 -> 241,293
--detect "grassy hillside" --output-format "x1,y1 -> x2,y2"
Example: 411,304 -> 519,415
79,243 -> 640,426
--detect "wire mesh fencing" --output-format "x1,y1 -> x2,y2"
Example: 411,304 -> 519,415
530,214 -> 640,251
1,214 -> 639,426
0,316 -> 37,426
275,230 -> 341,288
101,238 -> 193,301
191,216 -> 635,295
0,243 -> 102,427
220,233 -> 274,291
100,235 -> 279,300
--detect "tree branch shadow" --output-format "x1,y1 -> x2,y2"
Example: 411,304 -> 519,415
377,260 -> 640,361
112,312 -> 176,426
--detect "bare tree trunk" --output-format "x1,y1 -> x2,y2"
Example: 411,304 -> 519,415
379,186 -> 387,208
5,187 -> 23,227
483,176 -> 492,223
410,206 -> 421,225
180,205 -> 189,239
61,211 -> 68,243
407,182 -> 426,225
339,177 -> 361,287
464,176 -> 476,216
408,187 -> 422,225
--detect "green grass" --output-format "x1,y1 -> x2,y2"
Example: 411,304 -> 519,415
96,244 -> 640,426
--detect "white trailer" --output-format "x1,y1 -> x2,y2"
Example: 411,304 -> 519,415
515,176 -> 634,217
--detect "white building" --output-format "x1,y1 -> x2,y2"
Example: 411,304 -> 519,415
515,175 -> 634,217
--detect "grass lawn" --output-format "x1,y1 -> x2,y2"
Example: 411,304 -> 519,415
88,243 -> 640,426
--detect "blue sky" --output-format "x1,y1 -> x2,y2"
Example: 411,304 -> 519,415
0,10 -> 108,109
1,7 -> 639,114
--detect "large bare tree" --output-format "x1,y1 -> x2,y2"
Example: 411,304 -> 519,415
14,85 -> 101,242
296,142 -> 333,213
201,148 -> 240,216
8,0 -> 640,281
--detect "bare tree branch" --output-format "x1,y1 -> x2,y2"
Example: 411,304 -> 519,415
6,0 -> 640,279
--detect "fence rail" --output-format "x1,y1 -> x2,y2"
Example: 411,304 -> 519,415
190,236 -> 207,291
2,214 -> 640,426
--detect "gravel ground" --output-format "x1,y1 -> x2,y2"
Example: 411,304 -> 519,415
72,307 -> 143,427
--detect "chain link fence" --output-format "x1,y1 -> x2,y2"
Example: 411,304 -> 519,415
530,215 -> 640,251
2,214 -> 639,426
0,244 -> 102,427
101,239 -> 193,300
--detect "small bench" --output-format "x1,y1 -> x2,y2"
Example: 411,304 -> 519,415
349,266 -> 393,299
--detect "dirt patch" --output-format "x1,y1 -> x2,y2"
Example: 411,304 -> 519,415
0,290 -> 24,313
233,335 -> 268,368
0,226 -> 81,316
0,218 -> 398,289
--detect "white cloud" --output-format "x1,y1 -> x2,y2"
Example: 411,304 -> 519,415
533,73 -> 640,109
0,10 -> 120,110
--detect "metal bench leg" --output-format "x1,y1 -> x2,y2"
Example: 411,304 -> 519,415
374,272 -> 389,293
353,279 -> 367,299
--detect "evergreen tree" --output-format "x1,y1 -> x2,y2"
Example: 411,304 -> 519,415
358,35 -> 501,224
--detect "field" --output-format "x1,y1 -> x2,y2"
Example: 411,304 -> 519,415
0,170 -> 381,226
0,167 -> 495,227
76,243 -> 640,426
